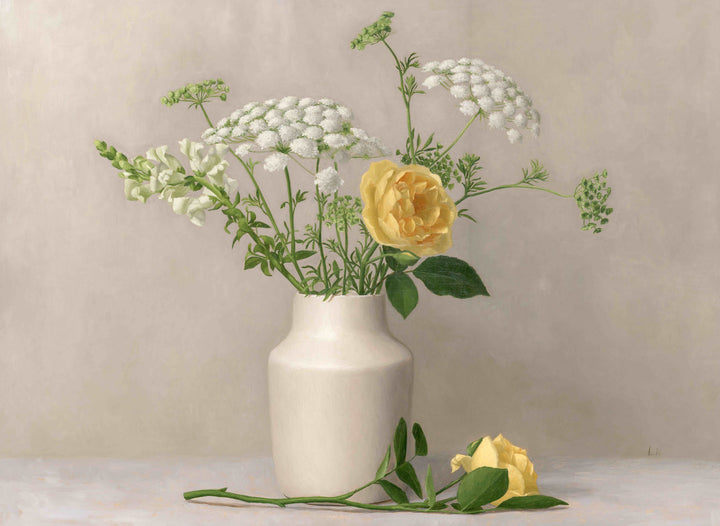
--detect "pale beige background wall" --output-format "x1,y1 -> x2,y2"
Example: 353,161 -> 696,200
1,0 -> 718,460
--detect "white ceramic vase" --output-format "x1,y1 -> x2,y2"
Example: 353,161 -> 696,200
268,293 -> 413,503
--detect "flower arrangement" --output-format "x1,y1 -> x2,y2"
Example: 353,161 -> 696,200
94,10 -> 612,514
95,11 -> 612,318
184,418 -> 568,514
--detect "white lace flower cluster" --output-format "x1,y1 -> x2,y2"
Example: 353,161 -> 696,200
201,96 -> 388,173
122,140 -> 236,227
421,58 -> 540,144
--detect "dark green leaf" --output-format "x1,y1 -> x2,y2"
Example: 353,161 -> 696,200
456,467 -> 509,512
393,418 -> 407,466
413,256 -> 489,298
425,465 -> 436,506
377,480 -> 408,504
411,423 -> 428,456
496,495 -> 569,509
385,273 -> 418,319
396,462 -> 422,499
375,446 -> 391,480
466,437 -> 484,456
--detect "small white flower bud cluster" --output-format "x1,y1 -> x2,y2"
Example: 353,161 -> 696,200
421,58 -> 540,143
121,141 -> 236,227
202,96 -> 388,172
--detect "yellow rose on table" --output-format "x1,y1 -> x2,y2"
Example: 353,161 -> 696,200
360,160 -> 457,257
451,434 -> 539,506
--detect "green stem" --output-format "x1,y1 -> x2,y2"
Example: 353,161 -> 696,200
315,190 -> 330,292
284,167 -> 306,284
428,111 -> 482,170
199,104 -> 212,128
342,219 -> 350,294
457,183 -> 573,205
381,39 -> 415,163
288,153 -> 315,176
184,488 -> 439,512
197,103 -> 283,237
370,258 -> 389,294
192,177 -> 305,292
434,475 -> 463,495
357,240 -> 379,295
230,151 -> 282,234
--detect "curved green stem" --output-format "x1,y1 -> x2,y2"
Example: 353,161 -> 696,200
288,153 -> 315,176
428,111 -> 482,170
457,183 -> 573,205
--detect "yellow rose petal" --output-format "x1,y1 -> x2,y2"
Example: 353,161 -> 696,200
450,454 -> 473,473
470,436 -> 499,470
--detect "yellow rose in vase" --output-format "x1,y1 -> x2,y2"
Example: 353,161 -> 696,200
360,160 -> 457,257
451,434 -> 539,506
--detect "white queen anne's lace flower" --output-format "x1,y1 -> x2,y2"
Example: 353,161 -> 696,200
314,167 -> 343,194
203,97 -> 387,167
290,137 -> 319,158
263,152 -> 289,173
460,100 -> 480,116
421,58 -> 541,143
255,130 -> 280,149
422,75 -> 442,89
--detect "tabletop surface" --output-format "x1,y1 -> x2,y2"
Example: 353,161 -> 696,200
1,456 -> 719,525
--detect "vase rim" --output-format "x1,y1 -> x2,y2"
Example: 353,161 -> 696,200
295,292 -> 385,300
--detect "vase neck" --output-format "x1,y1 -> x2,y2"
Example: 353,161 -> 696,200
291,294 -> 388,335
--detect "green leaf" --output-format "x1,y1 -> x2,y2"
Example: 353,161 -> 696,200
283,250 -> 316,263
396,462 -> 422,499
425,465 -> 436,506
393,418 -> 407,466
232,230 -> 247,249
376,480 -> 408,504
466,437 -> 484,456
411,423 -> 428,456
383,246 -> 420,270
413,256 -> 489,298
260,260 -> 272,277
244,256 -> 263,270
385,273 -> 418,319
375,446 -> 391,480
496,495 -> 569,509
456,467 -> 509,512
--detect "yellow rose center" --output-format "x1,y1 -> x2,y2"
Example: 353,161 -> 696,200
387,171 -> 451,247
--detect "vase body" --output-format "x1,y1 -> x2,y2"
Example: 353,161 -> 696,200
268,293 -> 413,503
